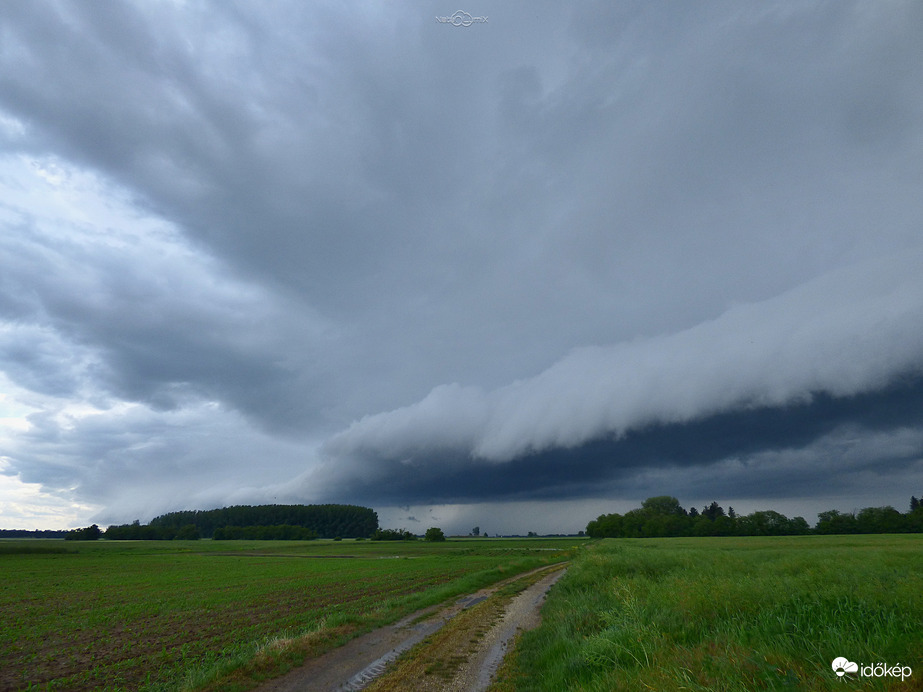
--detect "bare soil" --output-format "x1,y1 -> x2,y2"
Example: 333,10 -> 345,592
254,564 -> 566,692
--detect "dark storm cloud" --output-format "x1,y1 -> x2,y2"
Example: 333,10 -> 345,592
318,249 -> 923,476
1,1 -> 922,527
313,376 -> 923,506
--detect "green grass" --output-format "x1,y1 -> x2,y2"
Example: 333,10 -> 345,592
0,537 -> 577,691
495,535 -> 922,691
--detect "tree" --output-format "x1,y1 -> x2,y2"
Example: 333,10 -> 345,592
711,515 -> 736,536
789,516 -> 811,534
642,496 -> 686,516
64,524 -> 101,541
737,510 -> 793,536
586,513 -> 623,538
471,526 -> 480,537
691,514 -> 712,536
620,509 -> 647,538
424,527 -> 446,542
816,510 -> 858,535
908,500 -> 923,532
702,502 -> 725,521
176,524 -> 201,540
856,506 -> 906,534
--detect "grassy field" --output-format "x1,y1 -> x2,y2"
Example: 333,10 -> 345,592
0,537 -> 576,691
495,535 -> 923,691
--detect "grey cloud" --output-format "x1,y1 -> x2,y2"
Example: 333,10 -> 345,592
7,398 -> 312,523
311,375 -> 923,507
319,251 -> 923,480
0,157 -> 335,430
1,1 -> 922,528
0,323 -> 95,397
5,1 -> 916,335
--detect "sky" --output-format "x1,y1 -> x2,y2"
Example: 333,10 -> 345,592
1,1 -> 922,535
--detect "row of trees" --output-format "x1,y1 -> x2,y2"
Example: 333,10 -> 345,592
64,524 -> 102,541
130,504 -> 379,539
103,521 -> 201,540
98,523 -> 442,541
587,496 -> 923,538
0,529 -> 70,539
815,506 -> 923,535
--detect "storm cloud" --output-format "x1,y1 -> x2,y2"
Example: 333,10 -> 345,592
315,253 -> 923,501
1,1 -> 921,533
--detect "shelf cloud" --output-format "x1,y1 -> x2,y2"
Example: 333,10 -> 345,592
315,252 -> 923,503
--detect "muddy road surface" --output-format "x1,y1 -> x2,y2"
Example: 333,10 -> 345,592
255,563 -> 566,692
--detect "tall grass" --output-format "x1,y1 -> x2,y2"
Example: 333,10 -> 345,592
498,535 -> 922,691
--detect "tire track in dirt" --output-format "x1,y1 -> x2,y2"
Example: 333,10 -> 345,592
468,568 -> 566,691
255,563 -> 566,692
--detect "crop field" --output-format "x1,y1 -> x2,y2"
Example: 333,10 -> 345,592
495,535 -> 923,691
0,537 -> 576,691
5,535 -> 920,692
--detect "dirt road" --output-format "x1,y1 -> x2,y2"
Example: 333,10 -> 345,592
255,564 -> 566,692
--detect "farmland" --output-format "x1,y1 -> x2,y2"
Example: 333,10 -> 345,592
3,535 -> 921,691
0,537 -> 576,691
494,535 -> 923,691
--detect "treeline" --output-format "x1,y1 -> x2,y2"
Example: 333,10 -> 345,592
0,529 -> 70,539
587,496 -> 923,538
65,524 -> 102,541
815,506 -> 923,535
104,521 -> 200,540
106,504 -> 378,539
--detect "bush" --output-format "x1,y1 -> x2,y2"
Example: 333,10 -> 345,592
424,527 -> 446,541
371,528 -> 417,541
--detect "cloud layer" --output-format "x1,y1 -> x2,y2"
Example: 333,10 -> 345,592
0,1 -> 921,530
315,252 -> 923,502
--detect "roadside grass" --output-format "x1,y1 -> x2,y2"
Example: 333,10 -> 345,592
494,535 -> 922,691
0,537 -> 577,691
